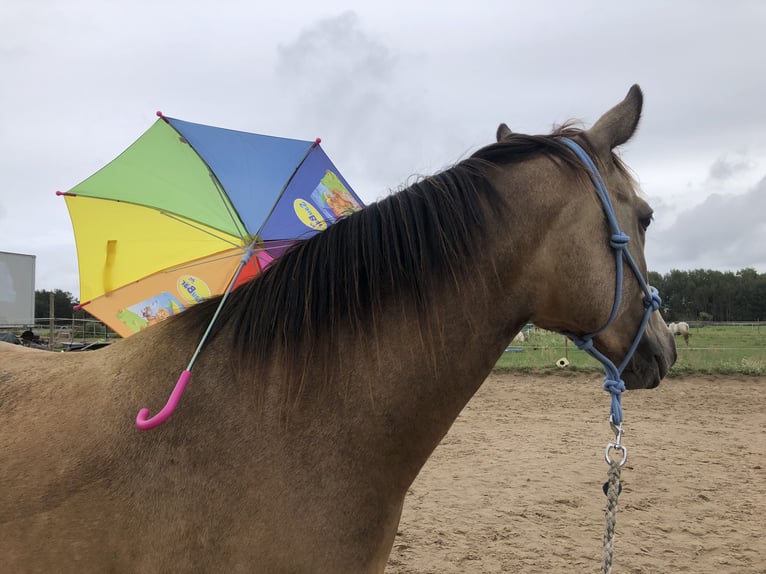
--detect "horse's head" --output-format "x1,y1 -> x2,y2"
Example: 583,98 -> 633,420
497,85 -> 676,390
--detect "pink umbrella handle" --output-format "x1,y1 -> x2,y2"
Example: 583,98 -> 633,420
135,370 -> 192,430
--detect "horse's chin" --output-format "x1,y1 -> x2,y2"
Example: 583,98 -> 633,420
622,337 -> 676,390
622,366 -> 662,390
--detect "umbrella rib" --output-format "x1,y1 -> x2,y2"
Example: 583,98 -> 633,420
151,238 -> 294,275
159,211 -> 243,248
161,116 -> 249,239
207,171 -> 249,239
155,252 -> 246,275
256,139 -> 322,237
62,192 -> 245,247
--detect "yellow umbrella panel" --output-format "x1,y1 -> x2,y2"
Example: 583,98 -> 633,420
64,195 -> 252,337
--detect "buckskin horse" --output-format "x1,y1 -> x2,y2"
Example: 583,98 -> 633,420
0,85 -> 675,573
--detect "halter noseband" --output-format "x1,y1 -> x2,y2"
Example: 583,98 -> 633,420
557,138 -> 662,425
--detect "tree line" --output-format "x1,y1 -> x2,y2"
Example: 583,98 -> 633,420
34,289 -> 79,322
35,267 -> 766,325
649,268 -> 766,322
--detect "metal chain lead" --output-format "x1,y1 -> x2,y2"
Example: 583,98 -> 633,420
605,417 -> 628,467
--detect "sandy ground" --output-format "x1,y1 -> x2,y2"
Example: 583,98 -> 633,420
385,373 -> 765,573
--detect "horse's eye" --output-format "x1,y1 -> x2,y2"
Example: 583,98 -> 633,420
639,215 -> 653,231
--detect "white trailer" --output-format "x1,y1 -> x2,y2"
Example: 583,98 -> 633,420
0,251 -> 36,325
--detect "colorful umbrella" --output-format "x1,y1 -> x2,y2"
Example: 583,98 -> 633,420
59,113 -> 364,338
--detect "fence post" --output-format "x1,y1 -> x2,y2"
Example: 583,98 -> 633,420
48,292 -> 55,350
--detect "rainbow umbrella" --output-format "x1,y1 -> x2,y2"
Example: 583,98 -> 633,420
59,113 -> 364,338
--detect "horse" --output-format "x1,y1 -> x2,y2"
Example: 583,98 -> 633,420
0,85 -> 676,573
511,330 -> 527,343
668,321 -> 691,345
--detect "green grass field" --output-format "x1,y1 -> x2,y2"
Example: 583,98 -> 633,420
494,324 -> 766,376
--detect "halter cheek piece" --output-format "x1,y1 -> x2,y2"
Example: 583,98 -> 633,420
557,138 -> 662,426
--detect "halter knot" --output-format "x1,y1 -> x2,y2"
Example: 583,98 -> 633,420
644,287 -> 662,311
573,336 -> 594,352
603,376 -> 626,425
602,376 -> 626,395
609,232 -> 630,250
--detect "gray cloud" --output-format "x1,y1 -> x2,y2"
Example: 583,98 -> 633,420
708,154 -> 756,182
273,12 -> 399,191
648,176 -> 766,272
272,12 -> 460,200
276,12 -> 393,87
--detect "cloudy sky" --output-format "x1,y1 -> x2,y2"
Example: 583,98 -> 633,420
2,0 -> 764,297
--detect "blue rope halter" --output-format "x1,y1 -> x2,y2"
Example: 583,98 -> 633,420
557,138 -> 662,426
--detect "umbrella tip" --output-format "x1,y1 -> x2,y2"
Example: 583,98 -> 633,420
156,110 -> 164,117
314,137 -> 321,146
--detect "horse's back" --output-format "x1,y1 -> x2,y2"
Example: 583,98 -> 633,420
0,338 -> 395,572
1,344 -> 116,508
0,340 -> 44,358
0,343 -> 108,408
1,343 -> 151,570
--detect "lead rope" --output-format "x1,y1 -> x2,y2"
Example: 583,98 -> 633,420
602,419 -> 627,574
602,460 -> 622,574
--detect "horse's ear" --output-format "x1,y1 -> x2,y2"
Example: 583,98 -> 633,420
496,123 -> 513,142
586,85 -> 643,153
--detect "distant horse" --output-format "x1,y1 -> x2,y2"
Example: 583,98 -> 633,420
0,86 -> 676,573
669,321 -> 691,345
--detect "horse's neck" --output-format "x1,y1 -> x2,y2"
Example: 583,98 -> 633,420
382,268 -> 525,396
355,175 -> 555,481
321,241 -> 532,485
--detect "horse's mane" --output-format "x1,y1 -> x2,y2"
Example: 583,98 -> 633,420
174,125 -> 596,397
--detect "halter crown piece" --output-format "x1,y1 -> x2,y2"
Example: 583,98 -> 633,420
557,138 -> 662,426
